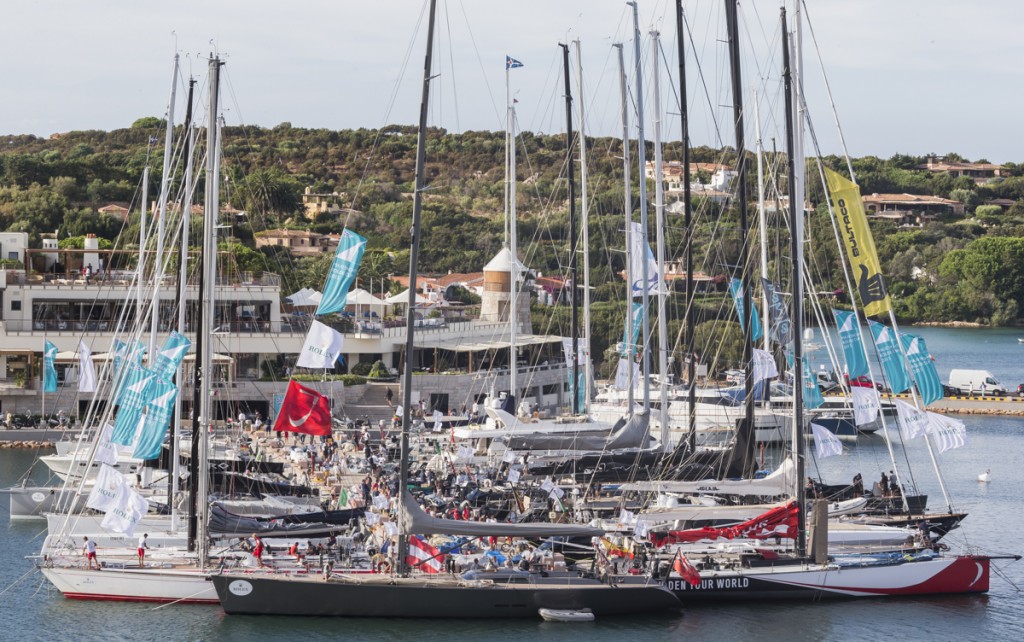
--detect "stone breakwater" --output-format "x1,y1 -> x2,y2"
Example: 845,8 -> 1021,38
943,407 -> 1024,417
0,441 -> 55,449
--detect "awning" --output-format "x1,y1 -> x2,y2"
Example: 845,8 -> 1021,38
413,333 -> 562,353
385,288 -> 430,305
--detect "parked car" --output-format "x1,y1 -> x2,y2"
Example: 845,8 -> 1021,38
942,384 -> 961,397
1017,384 -> 1024,398
844,374 -> 885,391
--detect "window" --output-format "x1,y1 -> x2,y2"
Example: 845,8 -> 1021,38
11,300 -> 21,311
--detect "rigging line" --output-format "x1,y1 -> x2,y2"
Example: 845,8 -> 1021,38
683,7 -> 725,148
440,0 -> 461,132
454,0 -> 502,128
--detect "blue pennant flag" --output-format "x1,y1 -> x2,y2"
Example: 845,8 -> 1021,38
900,333 -> 943,405
43,340 -> 58,393
112,365 -> 156,446
506,56 -> 524,69
761,279 -> 792,345
729,278 -> 763,341
315,229 -> 367,316
868,320 -> 912,394
152,331 -> 192,382
620,302 -> 643,356
801,356 -> 824,410
133,377 -> 178,460
832,309 -> 869,379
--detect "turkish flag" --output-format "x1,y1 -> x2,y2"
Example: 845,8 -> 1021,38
273,380 -> 332,436
672,553 -> 701,588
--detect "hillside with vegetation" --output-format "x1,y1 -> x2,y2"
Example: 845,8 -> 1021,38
2,119 -> 1023,362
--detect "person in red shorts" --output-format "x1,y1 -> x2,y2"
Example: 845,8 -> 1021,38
82,536 -> 98,570
137,533 -> 149,567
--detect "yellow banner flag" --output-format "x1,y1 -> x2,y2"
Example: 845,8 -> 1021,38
824,168 -> 892,317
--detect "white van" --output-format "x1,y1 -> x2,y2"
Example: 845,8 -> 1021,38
948,369 -> 1006,396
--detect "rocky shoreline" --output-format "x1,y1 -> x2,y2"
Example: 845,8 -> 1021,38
0,440 -> 56,449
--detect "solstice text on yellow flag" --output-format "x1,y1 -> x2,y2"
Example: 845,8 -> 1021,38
824,168 -> 892,317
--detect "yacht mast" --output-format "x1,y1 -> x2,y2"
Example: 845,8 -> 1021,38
575,40 -> 592,412
506,57 -> 520,405
560,42 -> 579,416
615,44 -> 635,411
630,1 -> 652,412
675,0 -> 696,451
149,54 -> 178,363
650,30 -> 670,451
397,0 -> 437,575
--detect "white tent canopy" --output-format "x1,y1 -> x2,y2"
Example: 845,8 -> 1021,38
345,288 -> 387,309
385,288 -> 430,305
286,288 -> 323,307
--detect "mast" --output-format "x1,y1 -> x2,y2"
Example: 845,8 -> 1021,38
575,40 -> 592,413
149,54 -> 178,364
650,30 -> 670,451
191,57 -> 221,561
169,78 -> 195,530
137,163 -> 150,324
506,57 -> 519,406
755,94 -> 770,355
725,0 -> 755,474
630,1 -> 652,412
397,0 -> 437,575
616,44 -> 635,411
675,0 -> 696,452
781,8 -> 807,557
561,42 -> 579,416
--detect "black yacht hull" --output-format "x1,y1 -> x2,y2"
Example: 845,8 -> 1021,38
212,573 -> 681,618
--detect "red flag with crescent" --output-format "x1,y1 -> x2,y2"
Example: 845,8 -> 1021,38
273,380 -> 332,436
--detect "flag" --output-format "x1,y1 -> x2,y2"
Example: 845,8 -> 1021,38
296,320 -> 345,369
868,320 -> 912,394
761,279 -> 792,345
801,357 -> 824,410
810,422 -> 844,458
851,386 -> 880,426
151,331 -> 191,382
620,301 -> 643,356
729,278 -> 763,341
101,488 -> 149,537
561,338 -> 587,368
672,553 -> 702,587
43,340 -> 58,393
507,468 -> 521,483
629,222 -> 661,298
824,168 -> 892,317
925,412 -> 967,452
133,377 -> 178,460
752,349 -> 778,384
315,228 -> 367,315
432,410 -> 443,432
894,399 -> 930,440
77,340 -> 97,393
94,423 -> 118,466
832,309 -> 868,379
86,463 -> 128,513
272,380 -> 332,436
613,357 -> 640,391
407,536 -> 444,573
506,55 -> 524,69
111,366 -> 156,446
900,333 -> 943,405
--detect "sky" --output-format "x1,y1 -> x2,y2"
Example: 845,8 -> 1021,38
2,0 -> 1022,163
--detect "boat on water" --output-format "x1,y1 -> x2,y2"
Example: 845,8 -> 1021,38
212,6 -> 682,618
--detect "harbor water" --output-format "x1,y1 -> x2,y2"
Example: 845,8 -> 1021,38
1,328 -> 1022,640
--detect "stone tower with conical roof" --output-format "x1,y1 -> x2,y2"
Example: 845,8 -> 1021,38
479,247 -> 531,332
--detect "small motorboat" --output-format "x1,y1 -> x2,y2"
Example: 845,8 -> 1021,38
539,608 -> 595,623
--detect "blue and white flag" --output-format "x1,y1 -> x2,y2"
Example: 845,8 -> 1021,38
506,55 -> 524,69
315,229 -> 367,315
801,356 -> 824,410
620,301 -> 643,356
151,331 -> 191,383
832,309 -> 869,379
752,349 -> 778,385
810,423 -> 843,458
296,320 -> 345,369
895,399 -> 930,440
761,279 -> 792,345
629,222 -> 661,298
851,386 -> 880,426
86,463 -> 127,513
43,340 -> 58,393
729,278 -> 763,341
900,333 -> 943,405
133,377 -> 178,460
101,487 -> 149,537
112,365 -> 156,446
868,320 -> 912,394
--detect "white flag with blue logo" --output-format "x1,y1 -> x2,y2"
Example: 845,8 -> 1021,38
78,340 -> 97,393
810,423 -> 843,458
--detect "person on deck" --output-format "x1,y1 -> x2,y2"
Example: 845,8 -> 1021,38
137,533 -> 149,567
83,536 -> 98,570
385,388 -> 394,407
852,473 -> 864,496
880,471 -> 890,497
252,534 -> 266,568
